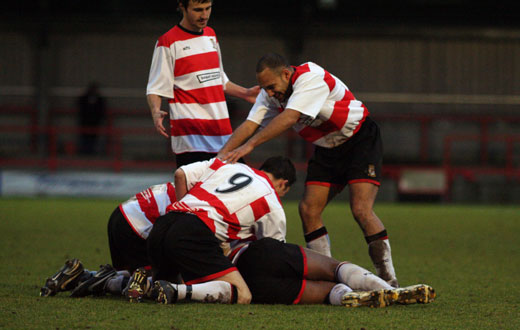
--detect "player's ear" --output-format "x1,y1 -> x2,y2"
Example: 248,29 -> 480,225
178,1 -> 186,12
282,68 -> 291,80
278,179 -> 290,197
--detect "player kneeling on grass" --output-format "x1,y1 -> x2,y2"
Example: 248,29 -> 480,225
143,156 -> 297,304
40,181 -> 178,298
40,156 -> 294,303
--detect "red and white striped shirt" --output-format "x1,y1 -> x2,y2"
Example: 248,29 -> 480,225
119,182 -> 177,239
146,24 -> 231,154
248,62 -> 369,148
167,158 -> 287,243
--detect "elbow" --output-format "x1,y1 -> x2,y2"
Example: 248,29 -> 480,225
174,168 -> 185,182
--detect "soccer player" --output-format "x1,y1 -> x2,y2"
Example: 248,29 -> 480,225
146,0 -> 260,167
152,237 -> 436,307
145,156 -> 296,304
218,53 -> 399,287
40,182 -> 177,297
40,178 -> 242,304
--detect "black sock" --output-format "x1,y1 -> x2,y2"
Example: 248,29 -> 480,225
304,226 -> 328,242
365,229 -> 388,244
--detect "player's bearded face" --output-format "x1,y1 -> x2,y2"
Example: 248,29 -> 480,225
182,1 -> 212,31
257,68 -> 291,103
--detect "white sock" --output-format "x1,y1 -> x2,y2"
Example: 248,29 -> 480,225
328,283 -> 353,306
368,239 -> 397,285
175,281 -> 233,303
306,235 -> 332,257
335,262 -> 393,291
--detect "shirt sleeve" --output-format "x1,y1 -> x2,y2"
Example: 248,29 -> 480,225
146,41 -> 175,99
246,89 -> 280,127
253,207 -> 287,242
286,72 -> 329,119
179,159 -> 213,190
216,41 -> 230,87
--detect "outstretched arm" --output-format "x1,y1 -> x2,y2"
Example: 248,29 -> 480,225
224,81 -> 261,104
217,119 -> 260,159
220,108 -> 300,164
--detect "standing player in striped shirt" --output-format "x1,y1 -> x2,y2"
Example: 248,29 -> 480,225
219,53 -> 399,287
147,156 -> 296,304
146,0 -> 260,167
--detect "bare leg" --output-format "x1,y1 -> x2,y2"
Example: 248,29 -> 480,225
299,184 -> 341,257
349,182 -> 384,235
349,182 -> 398,286
302,247 -> 339,282
299,280 -> 337,304
215,270 -> 251,304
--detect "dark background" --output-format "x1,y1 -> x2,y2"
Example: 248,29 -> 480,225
2,0 -> 520,27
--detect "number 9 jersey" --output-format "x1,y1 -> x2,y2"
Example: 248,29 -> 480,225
167,158 -> 287,243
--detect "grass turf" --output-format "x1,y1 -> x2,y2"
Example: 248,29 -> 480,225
0,198 -> 519,329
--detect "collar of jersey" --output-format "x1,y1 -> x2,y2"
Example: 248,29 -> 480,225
177,24 -> 205,36
251,168 -> 282,203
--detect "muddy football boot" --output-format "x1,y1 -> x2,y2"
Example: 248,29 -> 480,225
40,259 -> 86,297
387,284 -> 436,305
341,289 -> 392,308
126,268 -> 151,303
70,264 -> 117,297
154,280 -> 179,304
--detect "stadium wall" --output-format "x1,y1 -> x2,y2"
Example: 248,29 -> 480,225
1,21 -> 519,113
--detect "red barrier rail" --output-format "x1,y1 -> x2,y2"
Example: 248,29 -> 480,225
2,106 -> 519,202
0,124 -> 308,172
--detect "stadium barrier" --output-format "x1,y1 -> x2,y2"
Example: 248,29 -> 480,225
1,106 -> 519,201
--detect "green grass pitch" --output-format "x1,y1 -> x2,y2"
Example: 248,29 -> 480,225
1,198 -> 519,329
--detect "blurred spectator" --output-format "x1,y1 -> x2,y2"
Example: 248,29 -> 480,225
77,82 -> 106,155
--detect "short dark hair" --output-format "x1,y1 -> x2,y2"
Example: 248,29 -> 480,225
177,0 -> 212,11
259,156 -> 297,186
256,53 -> 290,74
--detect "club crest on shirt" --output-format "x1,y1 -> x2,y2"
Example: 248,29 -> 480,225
140,189 -> 153,203
367,164 -> 376,178
197,71 -> 221,83
210,38 -> 217,50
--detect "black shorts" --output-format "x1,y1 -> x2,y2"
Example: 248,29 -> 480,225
175,152 -> 246,168
306,116 -> 382,188
236,238 -> 307,305
175,152 -> 216,168
147,212 -> 236,285
107,207 -> 149,272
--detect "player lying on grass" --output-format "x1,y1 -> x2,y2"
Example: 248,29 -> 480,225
40,157 -> 435,307
146,237 -> 435,308
41,242 -> 435,308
